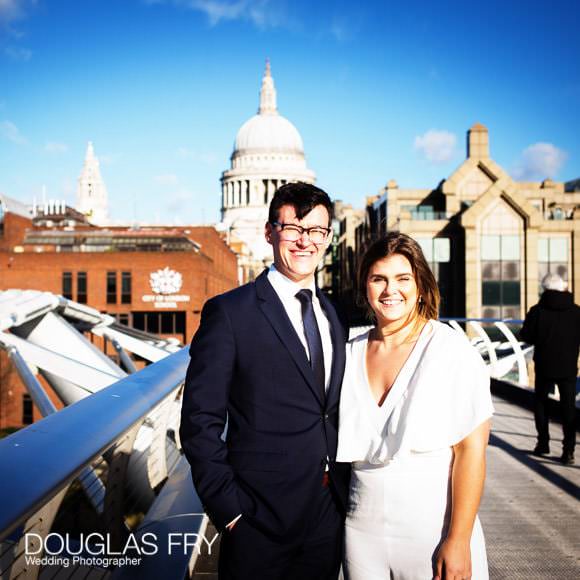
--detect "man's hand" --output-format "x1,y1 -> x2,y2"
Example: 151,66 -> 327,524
434,536 -> 471,580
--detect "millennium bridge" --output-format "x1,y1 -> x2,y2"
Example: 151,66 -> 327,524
0,290 -> 578,579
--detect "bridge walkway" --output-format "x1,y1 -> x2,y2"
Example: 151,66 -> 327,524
482,395 -> 579,579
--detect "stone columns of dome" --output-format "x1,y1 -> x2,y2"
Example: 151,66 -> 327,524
268,180 -> 275,203
234,181 -> 239,206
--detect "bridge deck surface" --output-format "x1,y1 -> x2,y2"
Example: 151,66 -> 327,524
192,394 -> 580,579
482,395 -> 579,579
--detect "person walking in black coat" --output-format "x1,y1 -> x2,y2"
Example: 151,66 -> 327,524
520,273 -> 580,465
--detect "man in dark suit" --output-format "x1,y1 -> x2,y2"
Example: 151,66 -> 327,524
180,182 -> 348,580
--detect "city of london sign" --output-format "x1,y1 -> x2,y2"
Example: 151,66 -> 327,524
142,267 -> 190,309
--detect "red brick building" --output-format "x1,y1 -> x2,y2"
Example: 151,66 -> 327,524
0,195 -> 239,430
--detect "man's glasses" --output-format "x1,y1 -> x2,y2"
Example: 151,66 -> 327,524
271,222 -> 332,244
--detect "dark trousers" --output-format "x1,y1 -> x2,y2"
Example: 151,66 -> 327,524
535,374 -> 577,452
218,483 -> 343,580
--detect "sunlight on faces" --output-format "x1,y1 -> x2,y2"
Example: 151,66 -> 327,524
265,204 -> 331,286
366,253 -> 420,328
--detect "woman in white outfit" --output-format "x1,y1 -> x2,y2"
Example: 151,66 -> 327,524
337,233 -> 493,580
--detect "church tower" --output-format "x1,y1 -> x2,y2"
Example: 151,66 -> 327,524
76,141 -> 109,225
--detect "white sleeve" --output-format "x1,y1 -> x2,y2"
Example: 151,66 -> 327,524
408,334 -> 494,452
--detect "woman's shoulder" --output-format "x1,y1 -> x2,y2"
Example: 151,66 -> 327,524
346,327 -> 371,356
347,327 -> 372,345
430,320 -> 471,347
428,320 -> 488,375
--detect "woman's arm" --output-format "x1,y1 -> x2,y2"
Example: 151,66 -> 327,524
434,419 -> 491,580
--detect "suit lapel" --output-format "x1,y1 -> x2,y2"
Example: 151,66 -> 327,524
317,288 -> 346,409
255,271 -> 323,405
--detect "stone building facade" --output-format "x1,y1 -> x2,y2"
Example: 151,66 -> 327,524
344,124 -> 579,320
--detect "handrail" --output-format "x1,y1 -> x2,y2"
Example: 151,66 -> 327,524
439,317 -> 524,324
0,347 -> 190,542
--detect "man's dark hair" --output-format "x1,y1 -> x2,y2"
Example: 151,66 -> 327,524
268,182 -> 333,225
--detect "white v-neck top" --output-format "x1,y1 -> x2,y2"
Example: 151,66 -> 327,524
337,320 -> 494,464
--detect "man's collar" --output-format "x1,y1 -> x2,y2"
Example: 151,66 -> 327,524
268,264 -> 316,300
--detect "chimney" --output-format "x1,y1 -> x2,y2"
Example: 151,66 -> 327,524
467,123 -> 489,159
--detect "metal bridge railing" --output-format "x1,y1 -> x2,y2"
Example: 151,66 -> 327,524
0,347 -> 209,580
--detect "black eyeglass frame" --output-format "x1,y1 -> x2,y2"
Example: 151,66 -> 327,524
270,221 -> 332,243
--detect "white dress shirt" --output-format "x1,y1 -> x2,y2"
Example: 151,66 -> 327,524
267,265 -> 334,390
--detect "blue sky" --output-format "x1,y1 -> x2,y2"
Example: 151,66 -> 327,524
0,0 -> 579,225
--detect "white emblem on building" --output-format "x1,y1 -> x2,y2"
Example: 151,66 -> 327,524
150,267 -> 183,295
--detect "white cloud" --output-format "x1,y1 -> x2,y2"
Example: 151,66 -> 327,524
4,45 -> 31,60
0,119 -> 26,144
147,0 -> 284,29
44,141 -> 68,154
0,0 -> 23,22
414,129 -> 457,164
0,0 -> 36,24
154,173 -> 179,185
512,142 -> 567,180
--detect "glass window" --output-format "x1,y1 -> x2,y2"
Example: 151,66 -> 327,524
434,238 -> 450,263
481,233 -> 521,318
146,312 -> 160,334
481,236 -> 500,260
416,237 -> 433,262
107,272 -> 117,304
549,238 -> 568,261
553,263 -> 569,281
538,238 -> 549,262
482,306 -> 500,319
133,312 -> 145,330
77,272 -> 87,304
416,237 -> 450,263
161,312 -> 174,334
502,262 -> 519,281
501,235 -> 520,260
502,282 -> 520,305
22,394 -> 33,425
538,237 -> 570,293
482,262 -> 500,281
121,272 -> 132,304
502,306 -> 520,320
62,272 -> 73,300
175,312 -> 186,334
482,282 -> 501,305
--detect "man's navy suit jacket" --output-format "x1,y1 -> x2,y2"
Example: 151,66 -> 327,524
179,270 -> 349,539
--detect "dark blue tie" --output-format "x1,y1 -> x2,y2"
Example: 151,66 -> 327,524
295,289 -> 325,396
